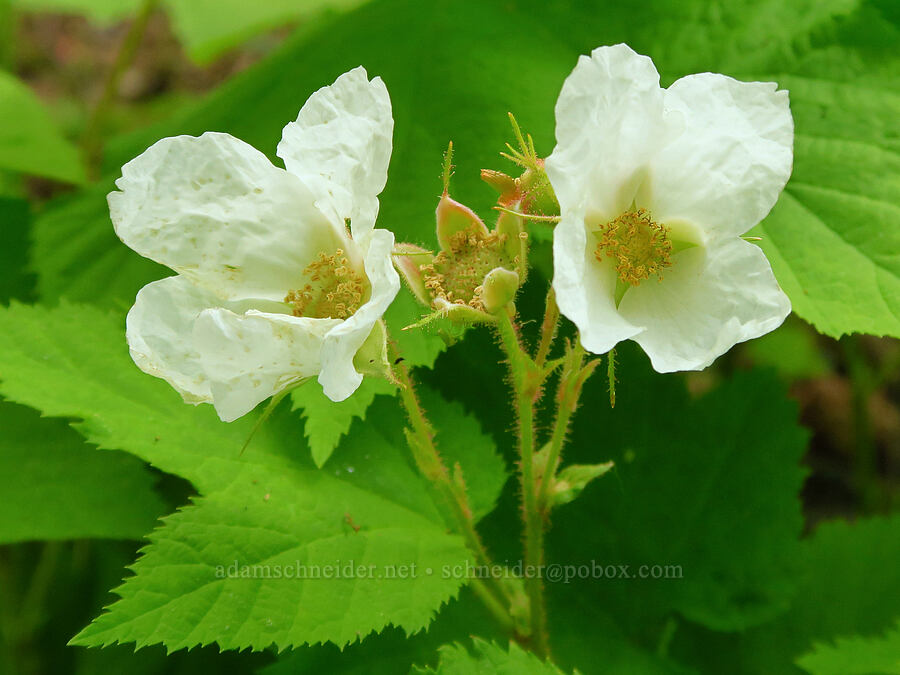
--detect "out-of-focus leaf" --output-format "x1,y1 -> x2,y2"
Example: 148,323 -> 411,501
674,515 -> 900,674
0,401 -> 166,543
0,71 -> 85,183
553,347 -> 808,632
164,0 -> 368,64
742,316 -> 830,378
797,619 -> 900,675
0,197 -> 36,302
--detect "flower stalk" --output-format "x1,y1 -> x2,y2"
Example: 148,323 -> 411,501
388,340 -> 516,632
494,308 -> 550,656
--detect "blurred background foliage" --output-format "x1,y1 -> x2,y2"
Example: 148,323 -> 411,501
0,0 -> 897,673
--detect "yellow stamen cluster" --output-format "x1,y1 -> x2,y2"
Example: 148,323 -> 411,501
422,226 -> 510,312
595,208 -> 672,286
285,249 -> 365,320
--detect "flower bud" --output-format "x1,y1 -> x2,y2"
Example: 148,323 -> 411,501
481,267 -> 519,314
549,462 -> 614,508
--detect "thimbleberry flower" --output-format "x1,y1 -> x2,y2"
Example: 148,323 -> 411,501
547,44 -> 793,371
114,67 -> 400,421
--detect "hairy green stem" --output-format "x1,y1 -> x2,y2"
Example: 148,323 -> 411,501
495,309 -> 550,656
534,287 -> 559,370
536,343 -> 586,513
389,342 -> 515,631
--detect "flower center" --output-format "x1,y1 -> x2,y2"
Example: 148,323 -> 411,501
421,225 -> 511,311
595,208 -> 672,286
285,248 -> 365,320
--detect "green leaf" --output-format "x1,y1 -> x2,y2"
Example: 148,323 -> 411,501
674,515 -> 900,673
742,316 -> 830,379
418,387 -> 507,523
0,401 -> 167,543
0,71 -> 85,183
290,377 -> 396,468
752,76 -> 900,338
797,620 -> 900,675
555,346 -> 809,632
0,197 -> 36,303
414,639 -> 573,675
0,302 -> 473,650
163,0 -> 368,64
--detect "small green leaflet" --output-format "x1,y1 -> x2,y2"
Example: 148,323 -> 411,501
797,619 -> 900,675
0,302 -> 505,651
414,639 -> 574,675
290,377 -> 396,468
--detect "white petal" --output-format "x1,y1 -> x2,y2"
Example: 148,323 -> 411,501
648,73 -> 793,236
545,44 -> 674,221
552,211 -> 643,355
125,275 -> 217,405
193,310 -> 341,422
277,67 -> 393,238
318,228 -> 400,401
110,132 -> 347,302
618,238 -> 791,372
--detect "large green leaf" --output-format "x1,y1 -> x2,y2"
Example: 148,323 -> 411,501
164,0 -> 368,64
797,619 -> 900,675
551,348 -> 809,634
0,302 -> 483,650
673,515 -> 900,673
0,71 -> 85,184
0,401 -> 166,543
752,74 -> 900,338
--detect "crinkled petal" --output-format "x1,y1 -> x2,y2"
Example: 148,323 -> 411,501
552,211 -> 643,355
618,238 -> 791,372
110,132 -> 346,302
126,275 -> 217,405
318,228 -> 400,401
648,73 -> 793,236
545,44 -> 674,221
277,66 -> 393,238
193,309 -> 341,422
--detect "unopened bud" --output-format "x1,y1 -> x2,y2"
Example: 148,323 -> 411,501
550,462 -> 614,507
481,267 -> 519,314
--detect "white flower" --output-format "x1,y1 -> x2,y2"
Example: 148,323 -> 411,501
113,67 -> 400,421
546,44 -> 793,372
